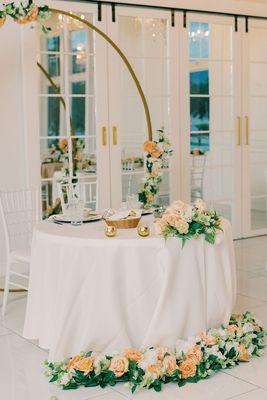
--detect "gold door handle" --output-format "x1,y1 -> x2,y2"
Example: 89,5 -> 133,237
112,126 -> 118,146
237,116 -> 241,146
245,116 -> 249,145
102,127 -> 107,146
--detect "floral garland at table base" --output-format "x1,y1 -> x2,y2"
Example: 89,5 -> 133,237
44,311 -> 265,394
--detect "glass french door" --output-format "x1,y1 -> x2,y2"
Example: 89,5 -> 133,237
106,6 -> 180,209
242,18 -> 267,236
37,1 -> 110,213
180,13 -> 242,238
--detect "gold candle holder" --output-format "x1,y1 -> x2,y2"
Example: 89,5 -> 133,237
138,225 -> 150,237
105,225 -> 117,237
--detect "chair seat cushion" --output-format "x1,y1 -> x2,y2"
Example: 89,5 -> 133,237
10,248 -> 31,263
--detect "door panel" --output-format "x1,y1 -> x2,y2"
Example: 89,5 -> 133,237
181,14 -> 242,238
243,19 -> 267,235
107,7 -> 179,209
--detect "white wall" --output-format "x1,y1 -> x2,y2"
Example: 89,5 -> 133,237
0,19 -> 27,275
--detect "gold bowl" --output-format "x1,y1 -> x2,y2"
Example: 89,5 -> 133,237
105,216 -> 141,229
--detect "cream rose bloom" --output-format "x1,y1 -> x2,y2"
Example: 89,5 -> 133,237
186,345 -> 202,365
194,199 -> 207,211
163,213 -> 180,227
124,348 -> 143,363
156,347 -> 170,361
109,355 -> 129,377
162,355 -> 178,376
154,219 -> 168,235
145,362 -> 162,377
175,219 -> 189,234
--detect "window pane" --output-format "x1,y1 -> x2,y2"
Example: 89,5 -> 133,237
39,97 -> 66,138
47,36 -> 60,52
70,30 -> 86,52
72,54 -> 86,74
189,22 -> 209,60
48,55 -> 60,77
71,97 -> 85,135
72,81 -> 85,95
190,97 -> 209,131
190,70 -> 209,94
190,133 -> 210,152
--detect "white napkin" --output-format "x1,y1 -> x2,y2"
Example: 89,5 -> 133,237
108,210 -> 141,221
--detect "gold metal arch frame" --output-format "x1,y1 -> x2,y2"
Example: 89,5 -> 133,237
0,8 -> 153,293
50,8 -> 153,141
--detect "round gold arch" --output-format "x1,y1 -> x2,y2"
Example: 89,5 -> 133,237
49,8 -> 153,141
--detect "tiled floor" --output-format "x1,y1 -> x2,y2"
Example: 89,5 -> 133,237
1,236 -> 267,400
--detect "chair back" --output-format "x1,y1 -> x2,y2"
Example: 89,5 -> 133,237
191,154 -> 207,200
57,178 -> 98,213
0,188 -> 40,254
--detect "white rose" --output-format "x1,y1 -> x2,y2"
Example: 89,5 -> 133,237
138,349 -> 158,370
175,337 -> 196,357
194,199 -> 207,211
59,373 -> 72,386
225,341 -> 239,354
242,322 -> 254,333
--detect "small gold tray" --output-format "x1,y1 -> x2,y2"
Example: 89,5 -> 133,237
105,217 -> 141,229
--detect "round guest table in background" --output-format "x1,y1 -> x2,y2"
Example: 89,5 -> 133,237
23,216 -> 236,361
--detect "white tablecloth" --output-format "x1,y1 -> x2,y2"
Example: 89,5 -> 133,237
23,216 -> 236,361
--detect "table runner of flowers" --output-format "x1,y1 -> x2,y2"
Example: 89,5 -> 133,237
44,311 -> 265,393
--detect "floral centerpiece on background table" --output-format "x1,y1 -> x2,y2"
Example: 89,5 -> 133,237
154,199 -> 222,246
138,129 -> 173,208
44,311 -> 265,394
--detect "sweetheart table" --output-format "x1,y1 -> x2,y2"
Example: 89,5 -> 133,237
23,216 -> 236,362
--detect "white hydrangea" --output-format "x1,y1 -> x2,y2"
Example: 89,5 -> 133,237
138,349 -> 158,370
225,341 -> 240,354
242,322 -> 254,334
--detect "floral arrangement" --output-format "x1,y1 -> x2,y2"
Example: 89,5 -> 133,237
46,197 -> 62,218
56,138 -> 85,177
191,148 -> 206,155
0,1 -> 51,32
138,129 -> 172,208
44,311 -> 265,393
154,199 -> 222,246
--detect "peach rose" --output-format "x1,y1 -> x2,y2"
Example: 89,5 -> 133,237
146,192 -> 154,203
156,347 -> 170,361
109,355 -> 129,377
193,149 -> 200,155
175,219 -> 189,234
150,148 -> 162,159
227,325 -> 241,333
186,345 -> 202,365
66,355 -> 82,370
0,17 -> 6,27
124,348 -> 143,363
199,332 -> 217,346
178,359 -> 197,379
75,357 -> 94,374
47,205 -> 52,214
60,139 -> 68,152
146,362 -> 162,377
143,141 -> 156,154
154,219 -> 168,235
162,355 -> 178,376
238,344 -> 250,362
163,213 -> 180,227
75,150 -> 83,161
27,4 -> 39,22
55,197 -> 61,204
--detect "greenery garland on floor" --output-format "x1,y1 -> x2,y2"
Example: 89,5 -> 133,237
44,311 -> 265,394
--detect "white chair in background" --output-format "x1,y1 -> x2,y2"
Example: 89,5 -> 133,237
57,178 -> 98,212
0,188 -> 40,316
191,154 -> 207,201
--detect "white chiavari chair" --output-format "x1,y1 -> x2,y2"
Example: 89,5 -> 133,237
57,178 -> 98,213
0,188 -> 40,316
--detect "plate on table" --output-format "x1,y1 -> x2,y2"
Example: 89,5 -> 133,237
141,208 -> 154,215
53,214 -> 102,223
